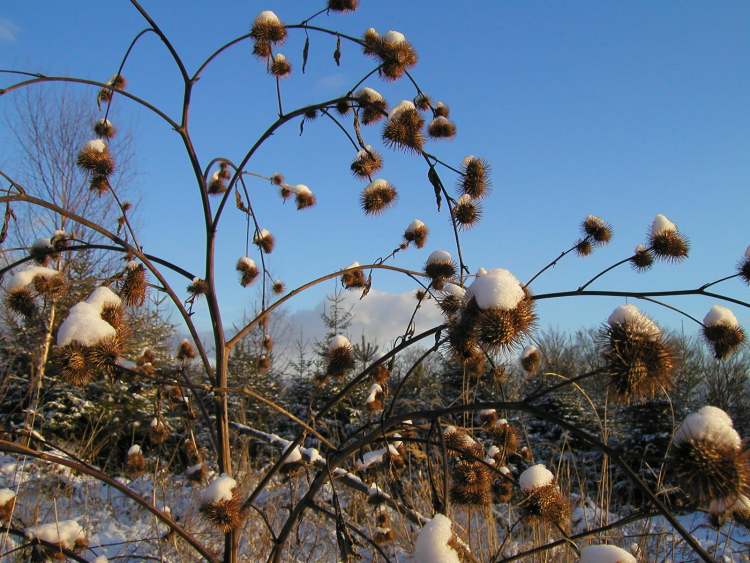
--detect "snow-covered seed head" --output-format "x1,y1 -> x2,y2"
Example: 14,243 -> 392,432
236,256 -> 259,287
250,10 -> 286,57
361,179 -> 397,215
424,250 -> 456,288
94,118 -> 116,139
187,277 -> 208,296
29,238 -> 55,265
148,418 -> 170,445
671,406 -> 749,509
383,101 -> 424,152
200,475 -> 244,532
490,420 -> 519,456
521,344 -> 541,373
519,464 -> 569,526
630,243 -> 654,272
291,184 -> 316,210
404,219 -> 429,248
428,116 -> 457,139
459,156 -> 490,199
328,0 -> 358,11
272,280 -> 285,294
270,53 -> 291,77
362,27 -> 381,54
580,545 -> 637,563
326,335 -> 354,377
443,426 -> 483,459
601,304 -> 675,402
462,269 -> 537,353
582,215 -> 613,244
702,305 -> 745,360
434,101 -> 450,117
120,261 -> 147,307
414,514 -> 462,563
362,28 -> 418,80
0,489 -> 16,521
177,339 -> 196,362
77,139 -> 115,177
648,213 -> 689,261
207,170 -> 227,195
450,458 -> 492,506
453,194 -> 481,229
365,383 -> 384,412
270,172 -> 284,186
414,93 -> 431,111
438,282 -> 466,317
126,444 -> 146,478
341,261 -> 367,289
253,228 -> 275,253
351,145 -> 383,178
356,87 -> 388,124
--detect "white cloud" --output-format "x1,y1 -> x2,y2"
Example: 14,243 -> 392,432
0,19 -> 19,42
282,288 -> 444,350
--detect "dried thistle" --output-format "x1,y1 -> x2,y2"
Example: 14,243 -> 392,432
120,262 -> 147,306
361,179 -> 397,215
250,11 -> 287,57
253,229 -> 275,253
187,277 -> 208,296
703,305 -> 745,360
126,445 -> 146,478
382,101 -> 424,152
94,118 -> 116,138
177,339 -> 196,361
404,219 -> 428,248
428,116 -> 457,139
459,156 -> 490,199
453,194 -> 481,229
326,335 -> 354,377
7,288 -> 36,318
601,305 -> 676,402
351,146 -> 383,178
342,262 -> 367,289
356,87 -> 388,125
424,250 -> 456,287
582,215 -> 612,245
236,257 -> 259,287
77,139 -> 115,176
648,214 -> 689,261
270,53 -> 291,77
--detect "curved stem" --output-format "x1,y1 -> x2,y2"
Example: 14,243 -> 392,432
0,73 -> 179,130
525,240 -> 582,288
578,252 -> 639,291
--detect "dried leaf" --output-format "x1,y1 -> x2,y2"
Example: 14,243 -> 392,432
428,166 -> 443,211
299,118 -> 305,136
0,204 -> 15,246
234,189 -> 249,213
302,36 -> 310,74
333,36 -> 341,67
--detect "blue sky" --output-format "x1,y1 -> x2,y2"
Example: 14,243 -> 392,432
2,1 -> 749,345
